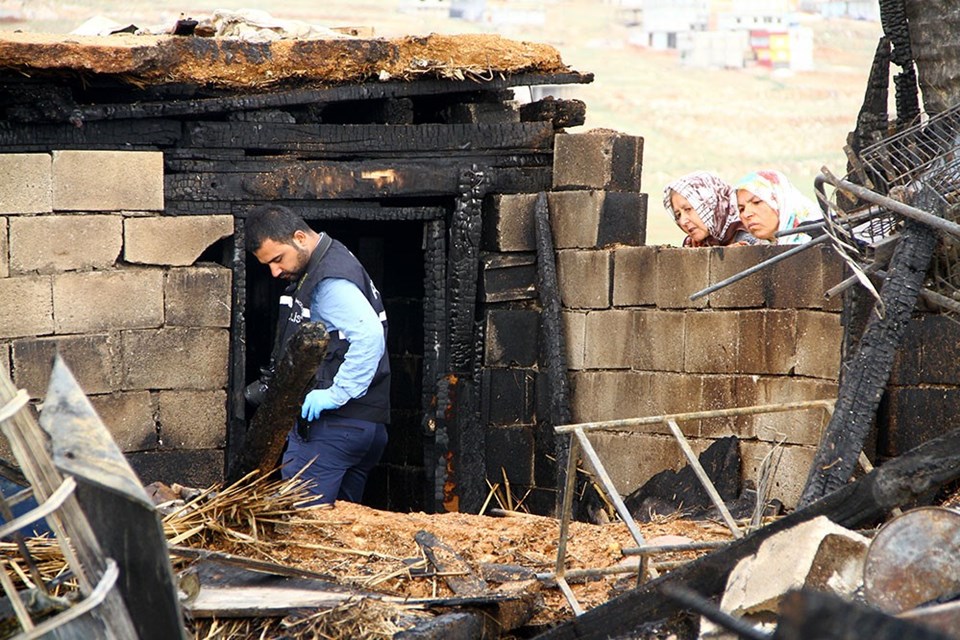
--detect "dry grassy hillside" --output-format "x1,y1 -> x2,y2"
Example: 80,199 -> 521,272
2,0 -> 883,244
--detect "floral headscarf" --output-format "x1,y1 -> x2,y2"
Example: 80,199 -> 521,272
733,170 -> 822,245
663,171 -> 744,247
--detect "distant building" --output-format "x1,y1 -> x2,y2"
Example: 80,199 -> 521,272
622,0 -> 815,71
798,0 -> 880,20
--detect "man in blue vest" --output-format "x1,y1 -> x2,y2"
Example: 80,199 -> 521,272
245,204 -> 390,509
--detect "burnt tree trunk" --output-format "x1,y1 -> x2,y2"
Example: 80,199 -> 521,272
800,210 -> 937,507
226,322 -> 329,484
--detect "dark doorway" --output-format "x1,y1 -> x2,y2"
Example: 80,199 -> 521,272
241,219 -> 427,512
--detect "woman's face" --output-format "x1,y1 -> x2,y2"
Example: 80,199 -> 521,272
670,192 -> 710,243
737,189 -> 779,240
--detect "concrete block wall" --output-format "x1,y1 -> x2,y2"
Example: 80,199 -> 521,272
565,242 -> 844,508
0,151 -> 232,488
480,130 -> 648,513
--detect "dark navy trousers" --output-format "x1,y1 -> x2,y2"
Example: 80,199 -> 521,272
281,416 -> 387,506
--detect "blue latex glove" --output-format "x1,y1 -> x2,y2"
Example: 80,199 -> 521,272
301,389 -> 340,422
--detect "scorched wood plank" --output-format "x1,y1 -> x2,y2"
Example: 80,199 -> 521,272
184,121 -> 555,153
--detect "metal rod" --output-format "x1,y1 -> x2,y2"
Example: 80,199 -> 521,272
555,577 -> 583,616
774,205 -> 887,238
844,267 -> 960,315
659,583 -> 772,640
623,540 -> 730,555
821,166 -> 960,239
554,436 -> 580,582
689,234 -> 830,301
554,399 -> 834,434
666,420 -> 742,538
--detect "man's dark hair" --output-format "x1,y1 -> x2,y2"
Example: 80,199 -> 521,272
245,204 -> 313,252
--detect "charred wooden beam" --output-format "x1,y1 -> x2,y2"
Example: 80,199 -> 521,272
165,160 -> 550,201
533,192 -> 573,517
422,219 -> 448,512
39,72 -> 593,123
183,121 -> 555,154
0,119 -> 182,150
520,97 -> 586,130
538,423 -> 960,639
226,322 -> 329,484
773,589 -> 952,640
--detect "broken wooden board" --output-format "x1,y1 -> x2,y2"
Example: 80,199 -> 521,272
415,529 -> 488,596
538,424 -> 960,639
39,355 -> 187,640
181,560 -> 524,618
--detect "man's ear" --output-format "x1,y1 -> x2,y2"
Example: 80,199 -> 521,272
291,229 -> 308,247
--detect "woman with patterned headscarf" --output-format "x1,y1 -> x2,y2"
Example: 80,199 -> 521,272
734,170 -> 823,245
663,171 -> 759,247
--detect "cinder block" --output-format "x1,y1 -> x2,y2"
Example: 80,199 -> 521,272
569,370 -> 657,423
52,150 -> 164,212
740,441 -> 817,508
753,377 -> 835,446
484,309 -> 539,367
634,309 -> 685,372
821,247 -> 846,312
684,311 -> 740,374
613,246 -> 658,307
597,192 -> 646,248
891,314 -> 960,386
764,244 -> 826,309
708,245 -> 770,308
586,431 -> 681,496
562,311 -> 586,370
547,190 -> 601,248
879,386 -> 960,457
53,269 -> 164,334
126,449 -> 224,487
795,311 -> 842,379
12,334 -> 120,399
0,276 -> 53,339
0,217 -> 7,278
165,265 -> 232,327
648,371 -> 703,437
557,249 -> 611,309
10,215 -> 121,275
656,248 -> 708,309
481,253 -> 537,303
158,390 -> 227,449
0,154 -> 52,214
481,368 -> 536,425
125,215 -> 233,267
698,374 -> 754,439
553,131 -> 643,192
482,193 -> 536,252
584,310 -> 635,369
121,327 -> 229,390
737,309 -> 798,375
89,391 -> 158,452
485,424 -> 534,485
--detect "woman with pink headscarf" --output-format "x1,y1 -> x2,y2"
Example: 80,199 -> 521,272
663,171 -> 758,247
734,170 -> 823,245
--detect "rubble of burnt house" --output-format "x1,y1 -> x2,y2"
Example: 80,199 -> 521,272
4,5 -> 960,638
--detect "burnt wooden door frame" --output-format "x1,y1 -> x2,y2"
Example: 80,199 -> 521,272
228,204 -> 446,511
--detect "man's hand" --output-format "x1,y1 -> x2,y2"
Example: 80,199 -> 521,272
301,389 -> 340,422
